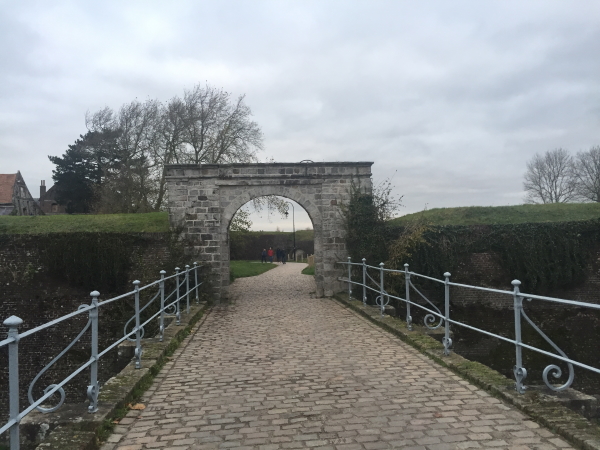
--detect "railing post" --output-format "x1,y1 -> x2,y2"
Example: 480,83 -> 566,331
512,279 -> 527,393
185,264 -> 190,314
87,291 -> 100,413
159,270 -> 166,342
4,315 -> 23,450
404,263 -> 412,330
175,268 -> 181,325
379,262 -> 385,316
362,258 -> 367,306
133,280 -> 142,369
443,273 -> 452,356
347,257 -> 352,301
193,262 -> 199,304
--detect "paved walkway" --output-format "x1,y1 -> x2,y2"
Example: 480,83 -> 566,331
104,263 -> 574,450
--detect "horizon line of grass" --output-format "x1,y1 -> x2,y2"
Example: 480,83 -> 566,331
388,202 -> 600,227
0,211 -> 170,234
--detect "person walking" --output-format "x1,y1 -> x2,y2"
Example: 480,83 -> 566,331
261,248 -> 267,263
267,247 -> 274,263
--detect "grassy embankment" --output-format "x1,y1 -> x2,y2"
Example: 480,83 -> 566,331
0,211 -> 170,234
388,202 -> 600,226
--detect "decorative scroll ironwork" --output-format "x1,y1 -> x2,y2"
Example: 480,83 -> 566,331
522,300 -> 574,391
124,291 -> 160,341
408,280 -> 443,330
28,304 -> 91,413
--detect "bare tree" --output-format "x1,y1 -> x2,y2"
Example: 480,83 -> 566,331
523,148 -> 576,204
77,83 -> 264,213
572,146 -> 600,202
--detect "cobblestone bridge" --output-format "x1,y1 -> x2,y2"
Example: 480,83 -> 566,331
103,264 -> 574,450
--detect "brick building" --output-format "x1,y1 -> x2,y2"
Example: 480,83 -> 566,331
0,171 -> 42,216
38,180 -> 67,214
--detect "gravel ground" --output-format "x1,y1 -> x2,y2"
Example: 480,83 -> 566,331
103,262 -> 574,450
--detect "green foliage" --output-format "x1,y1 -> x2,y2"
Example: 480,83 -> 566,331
389,202 -> 600,227
229,260 -> 277,281
229,209 -> 253,232
0,212 -> 169,234
38,233 -> 146,292
49,129 -> 120,213
341,181 -> 398,264
386,219 -> 600,294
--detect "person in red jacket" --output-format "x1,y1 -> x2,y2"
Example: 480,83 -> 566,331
267,247 -> 274,263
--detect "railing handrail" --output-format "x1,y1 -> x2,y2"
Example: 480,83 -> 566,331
338,258 -> 600,396
1,262 -> 204,450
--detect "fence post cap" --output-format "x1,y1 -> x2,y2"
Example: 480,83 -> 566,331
90,290 -> 100,298
175,267 -> 180,272
133,280 -> 141,286
185,264 -> 190,269
511,279 -> 521,286
347,256 -> 351,260
3,315 -> 23,327
193,262 -> 198,266
404,263 -> 409,268
379,262 -> 385,267
160,270 -> 166,275
362,258 -> 366,262
444,272 -> 451,278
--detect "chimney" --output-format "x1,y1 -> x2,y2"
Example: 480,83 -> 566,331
40,180 -> 46,198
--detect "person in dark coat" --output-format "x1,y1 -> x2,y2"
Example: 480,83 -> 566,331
261,248 -> 267,263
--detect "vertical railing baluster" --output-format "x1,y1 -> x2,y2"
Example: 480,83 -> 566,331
4,315 -> 23,450
443,273 -> 452,356
362,258 -> 366,306
87,291 -> 100,413
404,263 -> 412,330
379,262 -> 385,317
159,270 -> 166,342
194,262 -> 199,304
347,257 -> 352,301
185,265 -> 190,314
133,280 -> 142,369
175,268 -> 181,325
512,279 -> 527,393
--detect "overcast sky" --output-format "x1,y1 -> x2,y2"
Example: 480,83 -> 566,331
2,1 -> 600,230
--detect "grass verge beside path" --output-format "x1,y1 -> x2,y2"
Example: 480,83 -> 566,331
0,212 -> 169,234
389,203 -> 600,226
230,260 -> 277,281
301,265 -> 314,275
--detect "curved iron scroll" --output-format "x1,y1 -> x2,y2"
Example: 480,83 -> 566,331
124,290 -> 160,341
28,304 -> 91,413
409,281 -> 443,330
522,301 -> 574,391
365,270 -> 390,313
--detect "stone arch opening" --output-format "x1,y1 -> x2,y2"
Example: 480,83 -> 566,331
226,195 -> 315,266
165,162 -> 373,300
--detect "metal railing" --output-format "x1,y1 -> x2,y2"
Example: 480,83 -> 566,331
0,262 -> 203,450
339,257 -> 600,395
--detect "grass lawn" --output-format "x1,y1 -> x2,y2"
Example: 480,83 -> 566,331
0,212 -> 170,234
301,265 -> 315,275
230,260 -> 278,281
388,203 -> 600,227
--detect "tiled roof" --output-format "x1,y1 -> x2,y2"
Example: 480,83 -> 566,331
0,173 -> 17,204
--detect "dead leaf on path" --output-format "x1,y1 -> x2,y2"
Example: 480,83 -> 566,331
128,403 -> 146,410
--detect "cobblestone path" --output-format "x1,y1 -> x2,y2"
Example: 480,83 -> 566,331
105,263 -> 574,450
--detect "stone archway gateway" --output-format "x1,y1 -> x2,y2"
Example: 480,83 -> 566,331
165,162 -> 373,300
